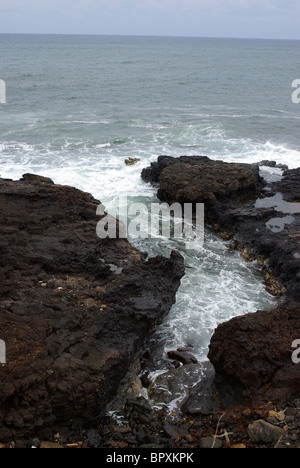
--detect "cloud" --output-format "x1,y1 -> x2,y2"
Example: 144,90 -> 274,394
1,0 -> 298,12
0,0 -> 299,37
71,0 -> 300,19
137,0 -> 300,14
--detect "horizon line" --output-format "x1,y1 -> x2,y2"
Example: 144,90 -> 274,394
0,32 -> 299,42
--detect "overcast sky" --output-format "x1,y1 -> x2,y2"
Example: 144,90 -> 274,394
0,0 -> 299,40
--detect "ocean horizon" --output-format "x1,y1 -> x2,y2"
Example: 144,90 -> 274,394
1,32 -> 300,41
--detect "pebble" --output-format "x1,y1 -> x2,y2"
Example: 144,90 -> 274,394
248,420 -> 286,445
39,441 -> 64,449
32,438 -> 41,448
108,425 -> 130,434
199,437 -> 223,449
163,423 -> 185,441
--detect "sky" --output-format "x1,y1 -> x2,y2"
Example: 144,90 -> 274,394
0,0 -> 300,40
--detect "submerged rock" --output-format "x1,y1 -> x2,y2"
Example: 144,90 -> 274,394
0,175 -> 184,441
167,350 -> 198,365
125,157 -> 141,166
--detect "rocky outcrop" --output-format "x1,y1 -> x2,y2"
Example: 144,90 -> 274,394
142,156 -> 300,404
208,302 -> 300,402
142,155 -> 261,204
206,168 -> 300,303
0,175 -> 184,441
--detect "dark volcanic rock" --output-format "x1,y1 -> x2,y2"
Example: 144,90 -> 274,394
272,168 -> 300,202
141,156 -> 212,184
142,156 -> 300,405
0,175 -> 184,441
142,155 -> 261,204
247,419 -> 286,445
207,165 -> 300,403
208,302 -> 300,403
207,169 -> 300,302
167,349 -> 198,365
182,363 -> 243,415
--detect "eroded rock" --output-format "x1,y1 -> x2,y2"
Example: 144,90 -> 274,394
0,175 -> 184,441
142,156 -> 300,405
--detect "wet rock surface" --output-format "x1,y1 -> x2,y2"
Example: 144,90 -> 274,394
1,156 -> 300,448
0,175 -> 184,442
142,156 -> 300,406
142,155 -> 261,205
208,302 -> 300,403
167,349 -> 198,365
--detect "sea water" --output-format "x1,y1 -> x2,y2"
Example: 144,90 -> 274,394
1,34 -> 299,376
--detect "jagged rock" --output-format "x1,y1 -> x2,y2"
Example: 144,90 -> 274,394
21,173 -> 55,185
0,175 -> 184,441
142,156 -> 300,405
141,156 -> 211,183
142,155 -> 260,204
125,157 -> 141,166
208,302 -> 300,403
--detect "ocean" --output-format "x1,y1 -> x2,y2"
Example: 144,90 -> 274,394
0,34 -> 299,386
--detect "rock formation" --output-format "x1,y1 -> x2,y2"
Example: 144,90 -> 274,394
142,155 -> 261,204
142,156 -> 300,404
0,174 -> 184,441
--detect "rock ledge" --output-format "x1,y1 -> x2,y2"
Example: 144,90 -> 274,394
0,175 -> 184,441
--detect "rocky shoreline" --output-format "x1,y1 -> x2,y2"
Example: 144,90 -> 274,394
139,155 -> 299,448
142,156 -> 300,405
0,174 -> 184,443
0,155 -> 300,449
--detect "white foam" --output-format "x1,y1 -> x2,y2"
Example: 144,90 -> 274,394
135,230 -> 276,368
259,166 -> 283,183
0,130 -> 281,414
